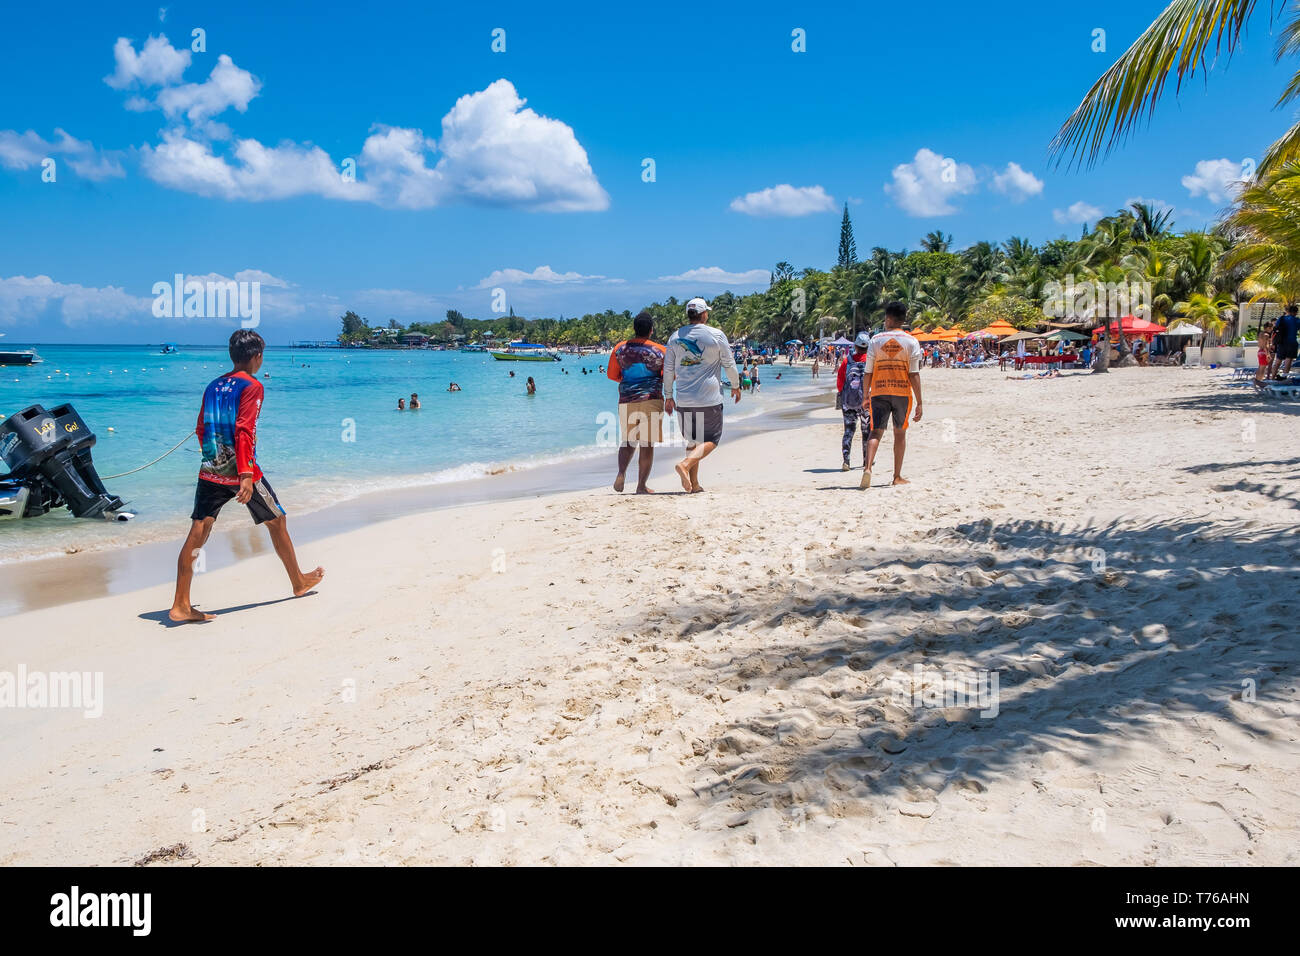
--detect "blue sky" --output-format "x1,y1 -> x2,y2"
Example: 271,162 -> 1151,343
0,0 -> 1293,343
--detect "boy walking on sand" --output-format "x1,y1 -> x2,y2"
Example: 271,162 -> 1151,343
169,329 -> 324,623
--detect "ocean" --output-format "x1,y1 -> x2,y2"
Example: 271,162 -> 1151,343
0,343 -> 813,564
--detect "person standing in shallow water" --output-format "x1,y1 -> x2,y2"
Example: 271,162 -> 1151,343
526,377 -> 536,395
607,311 -> 666,494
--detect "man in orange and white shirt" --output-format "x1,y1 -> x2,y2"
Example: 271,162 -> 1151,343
860,301 -> 923,489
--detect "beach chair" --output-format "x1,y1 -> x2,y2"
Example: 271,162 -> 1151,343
1262,383 -> 1300,399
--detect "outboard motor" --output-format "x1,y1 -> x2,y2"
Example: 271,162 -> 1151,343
0,403 -> 128,520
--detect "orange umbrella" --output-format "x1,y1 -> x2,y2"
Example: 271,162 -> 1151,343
976,320 -> 1019,338
937,329 -> 964,341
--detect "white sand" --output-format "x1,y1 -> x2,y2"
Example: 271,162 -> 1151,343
1,366 -> 1296,865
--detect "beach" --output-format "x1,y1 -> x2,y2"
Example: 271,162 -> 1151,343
1,365 -> 1296,866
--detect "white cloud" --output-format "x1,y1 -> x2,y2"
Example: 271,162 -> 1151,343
155,54 -> 260,122
885,148 -> 977,217
0,274 -> 151,325
1125,196 -> 1175,215
655,266 -> 770,286
1181,158 -> 1249,203
358,126 -> 440,209
0,128 -> 124,181
104,35 -> 191,89
231,269 -> 291,288
1053,201 -> 1103,224
475,265 -> 610,288
140,129 -> 374,202
729,184 -> 835,217
424,79 -> 608,212
135,74 -> 606,212
991,162 -> 1043,202
355,288 -> 446,313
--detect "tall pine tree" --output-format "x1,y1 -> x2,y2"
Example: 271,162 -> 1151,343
837,204 -> 857,268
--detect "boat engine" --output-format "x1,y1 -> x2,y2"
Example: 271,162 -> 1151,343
0,404 -> 132,520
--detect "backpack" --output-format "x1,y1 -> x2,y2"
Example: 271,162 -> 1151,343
842,352 -> 868,408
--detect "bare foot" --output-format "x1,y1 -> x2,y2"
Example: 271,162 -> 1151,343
674,463 -> 692,492
293,567 -> 325,596
690,484 -> 705,493
859,469 -> 872,490
635,486 -> 656,494
613,473 -> 625,492
168,606 -> 215,623
892,476 -> 910,486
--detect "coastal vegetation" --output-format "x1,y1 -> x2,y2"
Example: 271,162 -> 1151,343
337,202 -> 1265,348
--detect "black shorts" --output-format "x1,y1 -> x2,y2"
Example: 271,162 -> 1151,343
1276,339 -> 1299,360
191,476 -> 286,524
870,394 -> 913,431
677,404 -> 724,446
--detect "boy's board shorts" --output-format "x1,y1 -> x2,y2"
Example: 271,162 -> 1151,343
870,394 -> 913,430
192,475 -> 286,524
677,404 -> 724,447
618,399 -> 664,446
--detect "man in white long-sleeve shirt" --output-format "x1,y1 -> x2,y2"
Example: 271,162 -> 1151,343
663,297 -> 741,493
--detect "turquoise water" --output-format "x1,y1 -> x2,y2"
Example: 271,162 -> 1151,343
0,344 -> 810,562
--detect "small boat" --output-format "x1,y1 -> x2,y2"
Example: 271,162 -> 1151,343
159,343 -> 179,354
0,349 -> 39,366
459,343 -> 488,353
489,342 -> 561,362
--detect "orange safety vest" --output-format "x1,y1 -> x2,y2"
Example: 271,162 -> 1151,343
869,335 -> 914,397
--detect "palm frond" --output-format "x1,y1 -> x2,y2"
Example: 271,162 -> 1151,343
1051,0 -> 1264,168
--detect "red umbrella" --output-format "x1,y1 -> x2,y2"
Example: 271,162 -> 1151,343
1092,315 -> 1166,340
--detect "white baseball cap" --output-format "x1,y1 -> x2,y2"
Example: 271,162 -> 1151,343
685,297 -> 710,316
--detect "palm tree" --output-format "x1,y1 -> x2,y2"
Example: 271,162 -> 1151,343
1223,161 -> 1300,306
921,230 -> 952,252
1129,200 -> 1174,241
1051,0 -> 1300,175
1173,292 -> 1236,335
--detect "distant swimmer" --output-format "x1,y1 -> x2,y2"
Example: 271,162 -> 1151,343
447,382 -> 462,392
509,371 -> 516,378
409,393 -> 421,409
397,397 -> 406,410
526,376 -> 536,395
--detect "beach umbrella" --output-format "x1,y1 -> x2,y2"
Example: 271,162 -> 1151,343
1044,329 -> 1088,342
936,329 -> 964,341
1000,330 -> 1043,343
1165,322 -> 1203,336
830,336 -> 854,346
976,319 -> 1020,338
785,339 -> 802,345
1093,315 -> 1166,339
